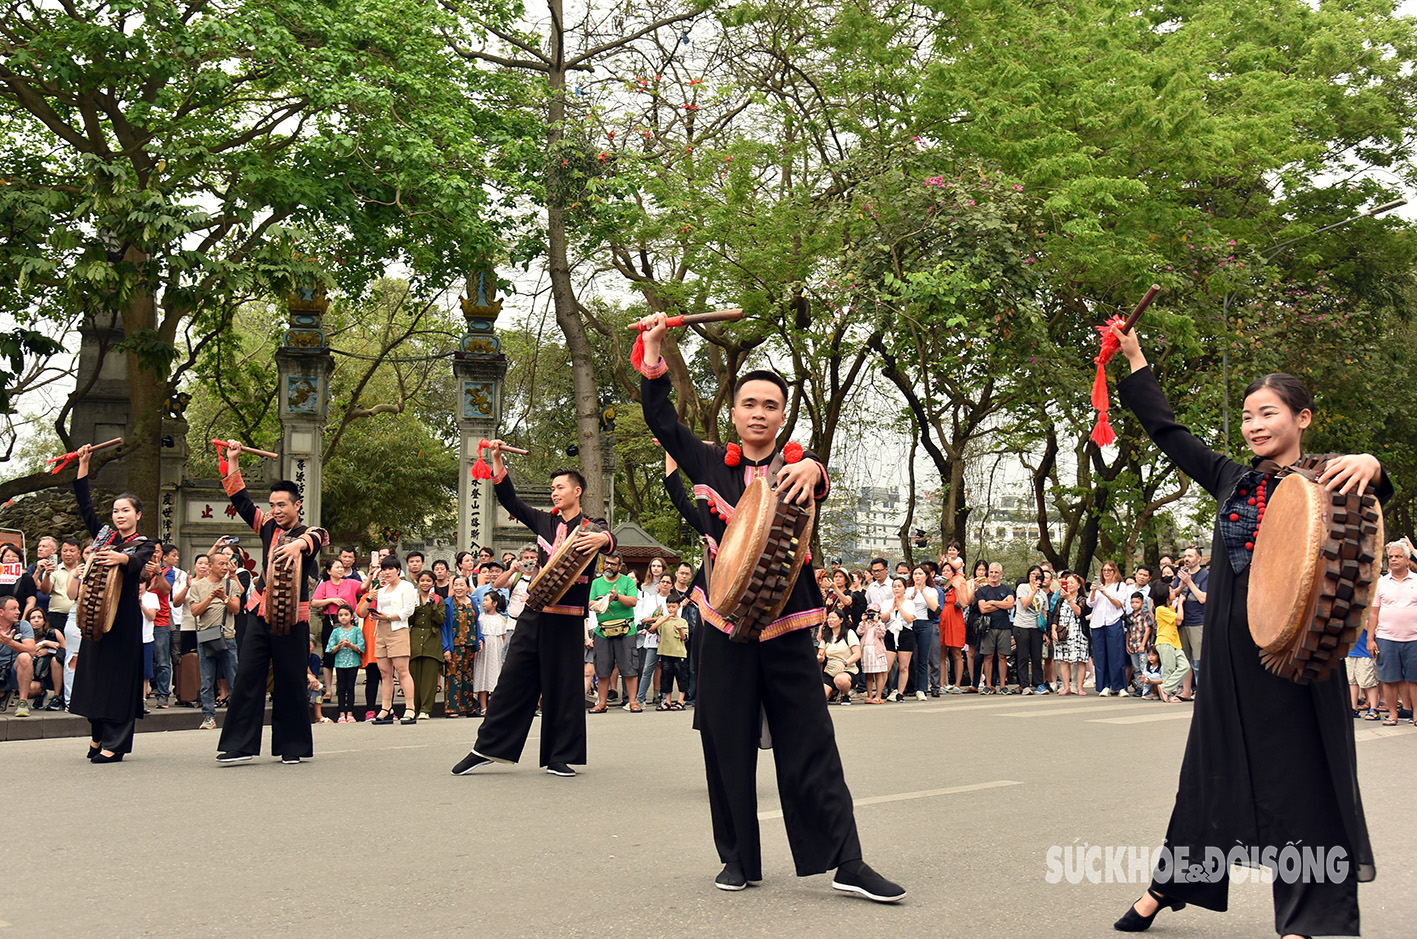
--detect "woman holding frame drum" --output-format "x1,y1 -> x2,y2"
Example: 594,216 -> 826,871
1109,325 -> 1387,938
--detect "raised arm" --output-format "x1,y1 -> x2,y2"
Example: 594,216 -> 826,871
635,327 -> 718,482
490,468 -> 551,535
664,470 -> 708,536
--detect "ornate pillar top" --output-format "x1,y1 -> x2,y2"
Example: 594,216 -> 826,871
457,265 -> 503,359
285,283 -> 330,350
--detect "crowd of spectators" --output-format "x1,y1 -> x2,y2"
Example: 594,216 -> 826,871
5,533 -> 1417,729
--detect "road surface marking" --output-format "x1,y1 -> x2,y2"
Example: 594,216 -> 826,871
758,779 -> 1022,820
999,703 -> 1143,718
1088,712 -> 1194,725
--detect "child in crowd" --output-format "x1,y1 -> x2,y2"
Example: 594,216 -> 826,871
652,593 -> 690,711
325,601 -> 366,723
473,590 -> 508,716
1347,626 -> 1379,719
1125,592 -> 1154,696
1139,647 -> 1165,699
307,636 -> 327,723
858,602 -> 889,703
1153,596 -> 1192,702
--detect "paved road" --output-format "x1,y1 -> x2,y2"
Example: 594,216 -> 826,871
1,695 -> 1412,938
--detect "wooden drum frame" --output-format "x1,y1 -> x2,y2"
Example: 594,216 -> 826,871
526,523 -> 605,612
75,530 -> 122,643
265,532 -> 304,636
708,477 -> 816,643
1249,469 -> 1383,684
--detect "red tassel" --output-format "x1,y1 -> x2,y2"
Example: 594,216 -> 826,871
631,333 -> 645,373
1089,316 -> 1126,447
218,455 -> 228,476
470,440 -> 492,479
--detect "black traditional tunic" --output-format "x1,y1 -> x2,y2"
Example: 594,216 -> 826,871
217,470 -> 328,758
68,478 -> 157,737
641,363 -> 863,881
1119,366 -> 1383,936
470,469 -> 615,767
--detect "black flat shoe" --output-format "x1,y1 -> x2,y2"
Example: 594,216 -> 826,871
715,862 -> 748,891
90,751 -> 124,764
831,860 -> 905,902
1114,888 -> 1186,932
87,744 -> 100,760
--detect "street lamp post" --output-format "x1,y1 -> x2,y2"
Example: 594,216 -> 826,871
1219,198 -> 1406,455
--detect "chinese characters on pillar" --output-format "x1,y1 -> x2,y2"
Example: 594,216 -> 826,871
469,480 -> 482,547
161,493 -> 174,543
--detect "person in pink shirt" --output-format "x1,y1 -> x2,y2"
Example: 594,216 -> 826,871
311,559 -> 362,701
1368,537 -> 1417,726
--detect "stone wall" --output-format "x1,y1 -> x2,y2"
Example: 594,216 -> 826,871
0,486 -> 122,558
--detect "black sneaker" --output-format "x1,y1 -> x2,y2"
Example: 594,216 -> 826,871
281,755 -> 302,765
452,752 -> 494,775
832,861 -> 906,902
715,862 -> 748,891
546,762 -> 576,777
216,752 -> 253,764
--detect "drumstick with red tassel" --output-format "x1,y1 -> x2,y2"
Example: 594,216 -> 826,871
470,439 -> 530,479
211,439 -> 280,476
1089,285 -> 1161,447
46,437 -> 123,475
629,308 -> 745,372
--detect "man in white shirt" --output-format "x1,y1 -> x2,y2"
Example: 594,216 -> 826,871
864,557 -> 894,612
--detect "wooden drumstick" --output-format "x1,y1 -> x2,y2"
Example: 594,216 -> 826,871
628,308 -> 745,332
479,438 -> 530,455
46,437 -> 123,474
1118,285 -> 1162,333
210,439 -> 280,460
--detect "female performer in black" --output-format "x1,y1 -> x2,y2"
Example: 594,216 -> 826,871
1110,325 -> 1386,938
70,443 -> 158,763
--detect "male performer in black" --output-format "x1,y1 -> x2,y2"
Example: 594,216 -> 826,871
635,315 -> 905,901
216,441 -> 328,765
451,445 -> 615,778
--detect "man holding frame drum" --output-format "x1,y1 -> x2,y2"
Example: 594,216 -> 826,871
633,312 -> 905,903
214,441 -> 329,765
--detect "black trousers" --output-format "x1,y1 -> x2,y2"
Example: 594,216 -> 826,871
335,666 -> 358,712
364,662 -> 381,712
1015,628 -> 1044,687
89,717 -> 135,754
659,654 -> 689,696
1155,863 -> 1358,936
217,617 -> 312,758
473,608 -> 585,767
698,625 -> 862,880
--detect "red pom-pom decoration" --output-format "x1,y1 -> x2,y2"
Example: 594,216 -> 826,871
470,440 -> 492,480
631,333 -> 646,373
783,442 -> 803,464
724,443 -> 741,466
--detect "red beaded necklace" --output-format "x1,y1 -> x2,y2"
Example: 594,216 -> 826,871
1230,475 -> 1271,553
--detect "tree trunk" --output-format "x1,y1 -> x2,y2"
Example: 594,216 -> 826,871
546,1 -> 605,516
120,262 -> 164,540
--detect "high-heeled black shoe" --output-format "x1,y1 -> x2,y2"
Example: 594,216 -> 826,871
1114,887 -> 1186,931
